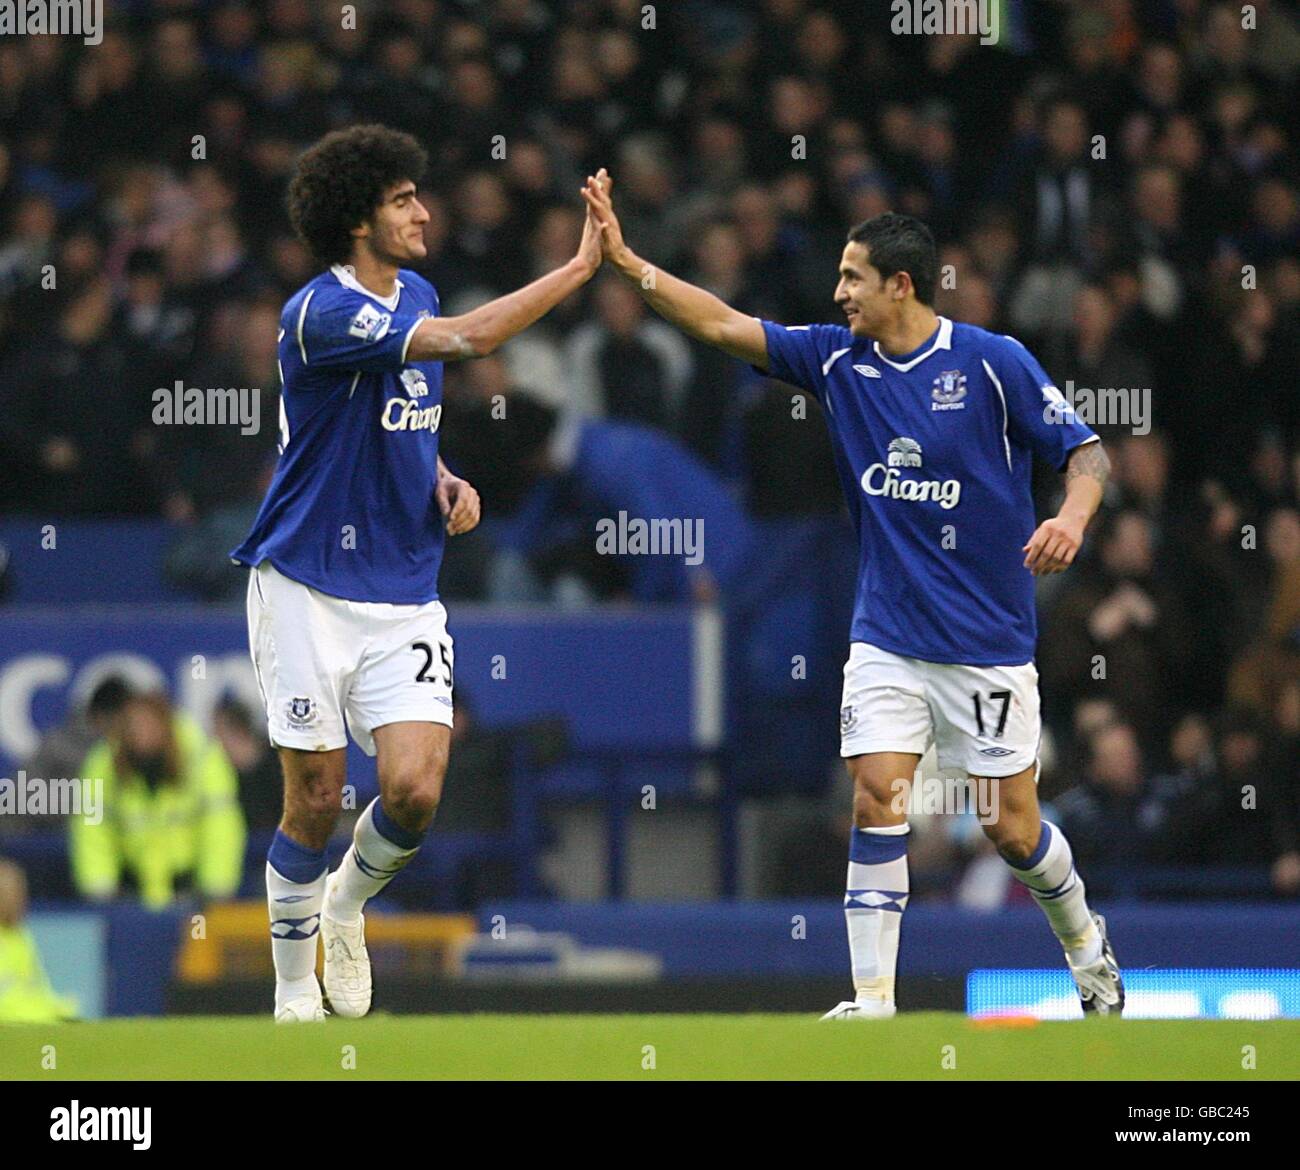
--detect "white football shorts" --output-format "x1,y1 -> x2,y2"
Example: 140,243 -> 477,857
839,641 -> 1040,777
246,560 -> 454,756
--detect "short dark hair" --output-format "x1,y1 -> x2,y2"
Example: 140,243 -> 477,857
287,124 -> 428,267
87,675 -> 132,720
845,212 -> 938,306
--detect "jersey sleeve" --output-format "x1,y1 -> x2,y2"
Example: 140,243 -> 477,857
296,286 -> 427,372
757,321 -> 855,401
987,335 -> 1098,470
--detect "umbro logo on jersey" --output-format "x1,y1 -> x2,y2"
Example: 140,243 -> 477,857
348,302 -> 392,343
853,364 -> 882,378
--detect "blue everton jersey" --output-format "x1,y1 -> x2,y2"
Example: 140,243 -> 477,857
231,264 -> 445,603
761,316 -> 1098,665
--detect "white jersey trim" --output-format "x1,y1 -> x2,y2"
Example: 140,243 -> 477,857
874,316 -> 953,373
329,263 -> 404,310
296,289 -> 316,364
981,358 -> 1013,473
400,318 -> 423,365
822,346 -> 852,376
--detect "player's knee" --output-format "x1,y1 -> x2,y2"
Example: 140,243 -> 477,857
283,761 -> 345,824
984,818 -> 1038,865
851,783 -> 904,829
379,767 -> 442,829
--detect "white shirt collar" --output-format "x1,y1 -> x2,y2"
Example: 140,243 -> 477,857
873,316 -> 952,373
330,263 -> 404,311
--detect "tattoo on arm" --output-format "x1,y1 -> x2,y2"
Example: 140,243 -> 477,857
1066,441 -> 1110,488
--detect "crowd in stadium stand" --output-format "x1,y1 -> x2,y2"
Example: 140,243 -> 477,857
0,1 -> 1297,898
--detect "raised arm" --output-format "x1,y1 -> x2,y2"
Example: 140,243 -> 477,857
407,200 -> 604,362
581,171 -> 769,369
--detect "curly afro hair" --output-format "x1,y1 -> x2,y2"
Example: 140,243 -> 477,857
287,124 -> 428,267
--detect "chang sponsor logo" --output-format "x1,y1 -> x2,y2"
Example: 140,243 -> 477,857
862,438 -> 961,509
381,398 -> 442,433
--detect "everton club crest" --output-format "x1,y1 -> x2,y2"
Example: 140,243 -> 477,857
286,697 -> 317,728
931,369 -> 967,411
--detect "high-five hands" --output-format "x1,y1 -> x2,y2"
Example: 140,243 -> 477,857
581,169 -> 631,268
574,168 -> 614,277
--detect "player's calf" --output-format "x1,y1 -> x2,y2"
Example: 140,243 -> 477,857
373,720 -> 449,833
267,748 -> 346,1020
319,724 -> 450,1017
336,739 -> 446,923
828,752 -> 919,1018
280,750 -> 348,850
981,777 -> 1109,988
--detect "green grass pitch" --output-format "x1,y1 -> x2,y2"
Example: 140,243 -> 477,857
3,1014 -> 1298,1080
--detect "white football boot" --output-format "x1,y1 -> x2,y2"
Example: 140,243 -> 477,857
275,980 -> 327,1023
1069,912 -> 1125,1017
321,871 -> 372,1018
820,997 -> 897,1021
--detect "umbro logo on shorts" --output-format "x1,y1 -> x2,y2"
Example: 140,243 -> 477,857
978,745 -> 1014,757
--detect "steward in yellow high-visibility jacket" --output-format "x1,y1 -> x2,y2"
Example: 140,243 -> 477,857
0,859 -> 77,1023
70,693 -> 246,910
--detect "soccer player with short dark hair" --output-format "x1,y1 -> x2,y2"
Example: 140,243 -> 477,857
232,125 -> 604,1022
582,172 -> 1125,1019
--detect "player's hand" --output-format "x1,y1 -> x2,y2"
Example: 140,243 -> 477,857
575,174 -> 606,278
436,472 -> 481,536
581,169 -> 631,269
1022,514 -> 1085,576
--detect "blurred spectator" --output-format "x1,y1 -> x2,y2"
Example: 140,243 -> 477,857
70,692 -> 245,909
1040,511 -> 1193,754
1226,507 -> 1300,713
212,696 -> 281,832
1054,722 -> 1156,869
476,393 -> 754,605
0,859 -> 77,1022
158,295 -> 281,522
8,676 -> 134,838
741,381 -> 844,516
1045,286 -> 1155,449
1149,707 -> 1299,894
565,272 -> 693,427
1264,679 -> 1300,895
0,278 -> 163,515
